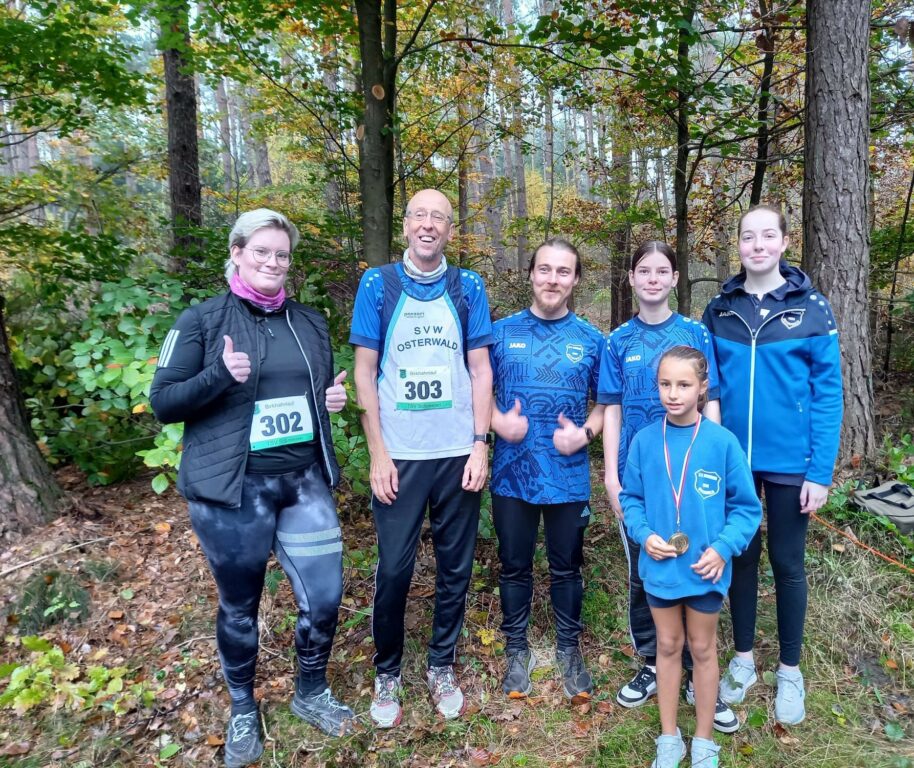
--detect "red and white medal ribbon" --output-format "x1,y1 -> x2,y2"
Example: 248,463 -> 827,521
662,414 -> 702,532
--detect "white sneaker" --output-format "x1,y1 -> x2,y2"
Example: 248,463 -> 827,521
426,665 -> 466,720
370,673 -> 402,728
718,657 -> 757,705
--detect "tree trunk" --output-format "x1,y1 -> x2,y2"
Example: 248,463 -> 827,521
513,124 -> 528,270
160,0 -> 203,271
0,295 -> 64,539
750,0 -> 776,205
543,85 -> 555,237
673,3 -> 696,316
321,38 -> 341,215
476,115 -> 507,271
355,0 -> 397,267
611,137 -> 633,328
802,0 -> 875,462
215,78 -> 235,196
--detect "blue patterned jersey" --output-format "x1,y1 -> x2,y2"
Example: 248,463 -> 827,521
597,313 -> 720,476
490,309 -> 603,503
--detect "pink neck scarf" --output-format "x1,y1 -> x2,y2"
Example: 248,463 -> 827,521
229,273 -> 286,311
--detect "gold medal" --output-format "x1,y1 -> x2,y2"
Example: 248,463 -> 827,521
668,531 -> 690,555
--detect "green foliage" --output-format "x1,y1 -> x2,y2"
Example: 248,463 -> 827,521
0,637 -> 155,716
7,571 -> 90,634
881,432 -> 914,486
0,1 -> 148,137
10,272 -> 199,484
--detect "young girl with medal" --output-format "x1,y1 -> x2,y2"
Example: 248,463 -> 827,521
621,346 -> 761,768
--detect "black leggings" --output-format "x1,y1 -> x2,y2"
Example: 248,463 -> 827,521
492,495 -> 588,652
189,464 -> 343,708
729,479 -> 808,666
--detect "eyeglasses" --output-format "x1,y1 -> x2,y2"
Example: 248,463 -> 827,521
406,209 -> 451,224
245,246 -> 292,266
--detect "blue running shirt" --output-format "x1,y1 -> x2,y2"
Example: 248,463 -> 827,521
490,310 -> 603,504
597,313 -> 720,476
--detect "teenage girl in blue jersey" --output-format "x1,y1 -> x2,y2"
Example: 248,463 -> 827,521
702,205 -> 843,725
599,241 -> 740,734
621,346 -> 761,768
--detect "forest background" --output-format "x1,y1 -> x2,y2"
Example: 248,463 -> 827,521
1,0 -> 914,766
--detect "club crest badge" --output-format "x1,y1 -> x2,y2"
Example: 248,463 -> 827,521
781,311 -> 803,330
565,343 -> 584,363
694,469 -> 721,499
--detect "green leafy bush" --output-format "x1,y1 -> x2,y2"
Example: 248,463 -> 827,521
10,272 -> 199,484
0,637 -> 154,716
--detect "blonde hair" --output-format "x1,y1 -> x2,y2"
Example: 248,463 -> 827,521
223,208 -> 300,283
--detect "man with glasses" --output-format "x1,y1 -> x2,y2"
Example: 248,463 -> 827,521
350,188 -> 493,727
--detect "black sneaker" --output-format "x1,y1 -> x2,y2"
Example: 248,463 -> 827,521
224,709 -> 263,768
502,649 -> 536,698
616,665 -> 657,708
556,647 -> 593,701
291,686 -> 355,736
685,678 -> 740,734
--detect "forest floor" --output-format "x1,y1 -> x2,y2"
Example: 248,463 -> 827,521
1,453 -> 913,767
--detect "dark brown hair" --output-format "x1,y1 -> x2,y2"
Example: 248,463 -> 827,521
658,345 -> 709,411
737,204 -> 788,236
631,240 -> 677,272
528,237 -> 582,278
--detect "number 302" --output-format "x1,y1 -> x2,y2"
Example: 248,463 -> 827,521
404,380 -> 442,401
259,412 -> 303,436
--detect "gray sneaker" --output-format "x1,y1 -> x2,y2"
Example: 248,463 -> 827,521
690,736 -> 720,767
502,649 -> 536,698
223,709 -> 263,768
718,657 -> 758,705
651,728 -> 686,768
291,687 -> 355,736
775,668 -> 806,725
556,647 -> 593,700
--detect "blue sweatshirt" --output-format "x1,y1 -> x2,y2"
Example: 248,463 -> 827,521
621,418 -> 762,599
701,263 -> 843,485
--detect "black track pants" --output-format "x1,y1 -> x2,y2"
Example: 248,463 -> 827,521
492,495 -> 588,651
729,479 -> 808,666
371,455 -> 480,675
620,519 -> 694,669
189,464 -> 343,706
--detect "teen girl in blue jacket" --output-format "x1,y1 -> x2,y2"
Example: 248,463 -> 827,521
702,204 -> 843,726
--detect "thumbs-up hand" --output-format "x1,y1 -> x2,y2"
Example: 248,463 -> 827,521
325,369 -> 348,413
492,397 -> 528,443
222,335 -> 251,383
553,412 -> 586,455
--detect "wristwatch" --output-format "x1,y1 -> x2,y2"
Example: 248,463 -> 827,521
584,427 -> 594,444
474,433 -> 493,445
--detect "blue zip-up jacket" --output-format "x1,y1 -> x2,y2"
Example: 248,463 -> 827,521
701,263 -> 843,485
621,418 -> 762,599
